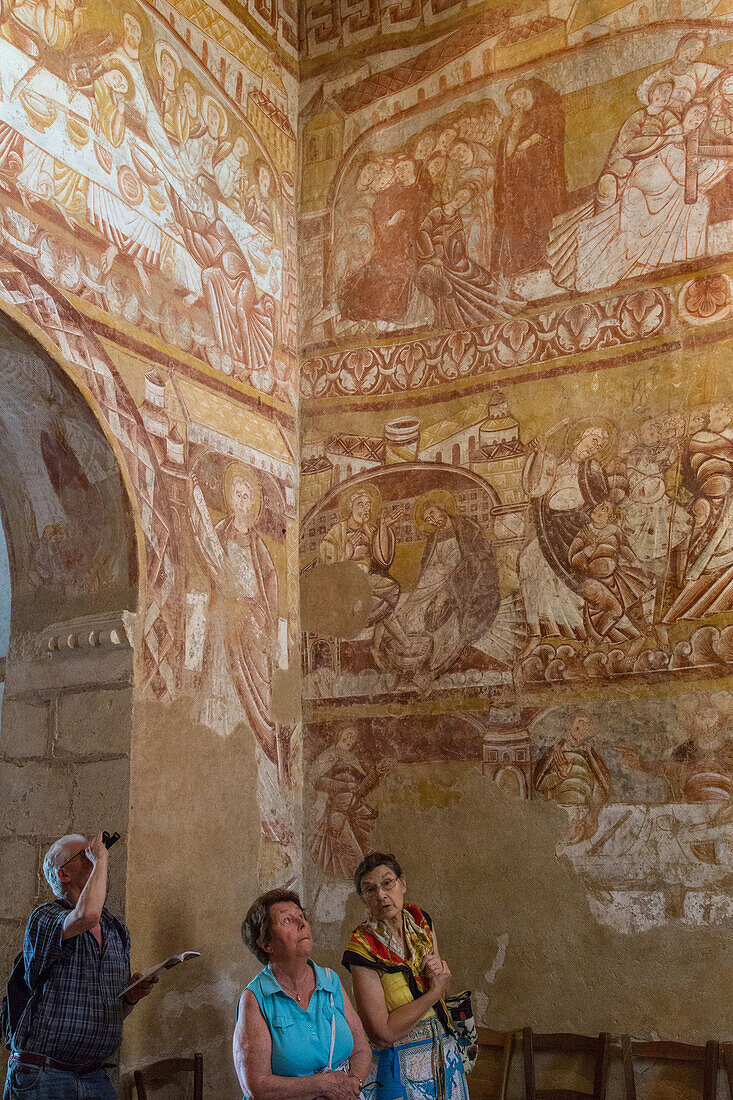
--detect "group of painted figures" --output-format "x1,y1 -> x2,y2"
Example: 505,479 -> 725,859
310,399 -> 733,684
0,0 -> 283,386
333,32 -> 733,330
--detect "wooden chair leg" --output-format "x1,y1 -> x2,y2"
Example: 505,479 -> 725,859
620,1036 -> 636,1100
133,1070 -> 147,1100
523,1028 -> 536,1100
194,1052 -> 204,1100
593,1033 -> 611,1100
722,1043 -> 733,1098
498,1031 -> 515,1100
704,1040 -> 719,1100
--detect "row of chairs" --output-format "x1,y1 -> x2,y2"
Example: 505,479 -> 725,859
475,1028 -> 733,1099
127,1034 -> 732,1099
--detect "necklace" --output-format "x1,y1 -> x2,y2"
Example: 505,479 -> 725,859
274,967 -> 310,1003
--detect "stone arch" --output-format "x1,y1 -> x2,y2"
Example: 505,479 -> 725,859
0,258 -> 180,699
0,307 -> 142,986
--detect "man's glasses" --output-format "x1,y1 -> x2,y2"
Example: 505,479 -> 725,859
60,848 -> 91,870
361,875 -> 399,900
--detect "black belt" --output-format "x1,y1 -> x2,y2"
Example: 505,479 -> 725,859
12,1051 -> 114,1074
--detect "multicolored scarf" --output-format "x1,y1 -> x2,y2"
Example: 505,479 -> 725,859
343,904 -> 433,985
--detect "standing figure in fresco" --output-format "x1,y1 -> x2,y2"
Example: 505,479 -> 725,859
636,33 -> 721,113
568,498 -> 653,653
309,725 -> 390,879
189,464 -> 293,864
85,61 -> 162,293
244,159 -> 277,235
415,186 -> 523,327
665,402 -> 733,622
383,490 -> 517,681
534,712 -> 611,845
446,139 -> 495,266
493,78 -> 568,277
152,40 -> 183,144
338,155 -> 430,325
617,706 -> 733,826
518,421 -> 618,654
166,183 -> 276,381
319,485 -> 411,659
621,416 -> 691,633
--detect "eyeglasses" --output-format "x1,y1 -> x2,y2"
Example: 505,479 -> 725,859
361,875 -> 399,900
60,848 -> 90,870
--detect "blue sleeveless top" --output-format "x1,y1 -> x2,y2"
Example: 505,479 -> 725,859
247,961 -> 354,1077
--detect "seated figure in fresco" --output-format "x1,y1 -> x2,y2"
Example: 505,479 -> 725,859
550,96 -> 731,293
534,712 -> 611,845
415,185 -> 524,327
617,705 -> 733,828
338,155 -> 431,324
568,498 -> 653,654
309,725 -> 390,879
665,402 -> 733,622
493,77 -> 568,276
636,32 -> 721,114
319,484 -> 412,659
166,183 -> 276,384
518,420 -> 620,656
381,490 -> 522,683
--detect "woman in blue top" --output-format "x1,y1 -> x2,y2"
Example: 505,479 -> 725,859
234,889 -> 372,1100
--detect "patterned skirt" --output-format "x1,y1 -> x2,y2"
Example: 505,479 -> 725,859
362,1017 -> 469,1100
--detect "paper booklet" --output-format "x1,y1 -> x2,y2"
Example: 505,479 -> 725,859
120,952 -> 201,996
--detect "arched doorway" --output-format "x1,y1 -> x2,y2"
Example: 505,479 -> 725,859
0,310 -> 139,982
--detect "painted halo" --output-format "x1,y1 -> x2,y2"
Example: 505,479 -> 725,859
202,94 -> 228,138
337,482 -> 382,520
223,462 -> 262,522
413,489 -> 457,533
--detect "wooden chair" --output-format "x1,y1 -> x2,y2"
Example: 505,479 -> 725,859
471,1027 -> 516,1099
133,1054 -> 203,1100
620,1037 -> 719,1100
523,1028 -> 611,1100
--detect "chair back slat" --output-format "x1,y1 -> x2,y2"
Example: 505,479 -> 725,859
523,1029 -> 610,1100
620,1037 -> 718,1100
133,1053 -> 204,1100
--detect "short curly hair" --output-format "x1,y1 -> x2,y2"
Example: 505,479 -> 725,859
241,889 -> 303,965
353,852 -> 403,895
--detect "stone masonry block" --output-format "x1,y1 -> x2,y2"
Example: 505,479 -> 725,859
0,837 -> 37,919
0,698 -> 50,758
56,688 -> 132,758
0,761 -> 73,835
71,758 -> 130,836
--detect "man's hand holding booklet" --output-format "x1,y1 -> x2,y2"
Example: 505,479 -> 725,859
120,951 -> 201,997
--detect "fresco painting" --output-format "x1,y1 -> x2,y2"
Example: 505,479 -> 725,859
0,0 -> 295,401
301,21 -> 733,350
299,3 -> 733,935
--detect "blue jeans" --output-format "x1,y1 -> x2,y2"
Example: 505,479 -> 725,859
3,1061 -> 117,1099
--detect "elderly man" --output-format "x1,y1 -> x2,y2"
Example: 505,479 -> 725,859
4,831 -> 156,1099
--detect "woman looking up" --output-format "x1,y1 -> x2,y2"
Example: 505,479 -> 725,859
343,854 -> 469,1100
234,889 -> 372,1100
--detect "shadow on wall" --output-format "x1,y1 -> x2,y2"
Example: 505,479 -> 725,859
0,308 -> 139,1085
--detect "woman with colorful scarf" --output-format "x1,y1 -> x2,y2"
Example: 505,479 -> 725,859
342,853 -> 469,1100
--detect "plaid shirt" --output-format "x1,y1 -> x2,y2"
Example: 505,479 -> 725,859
15,900 -> 131,1065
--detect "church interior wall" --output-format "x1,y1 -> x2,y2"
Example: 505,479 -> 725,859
4,0 -> 733,1094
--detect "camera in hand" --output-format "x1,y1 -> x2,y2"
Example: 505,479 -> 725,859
102,831 -> 121,850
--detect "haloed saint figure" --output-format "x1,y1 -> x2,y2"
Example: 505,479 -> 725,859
190,463 -> 293,873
